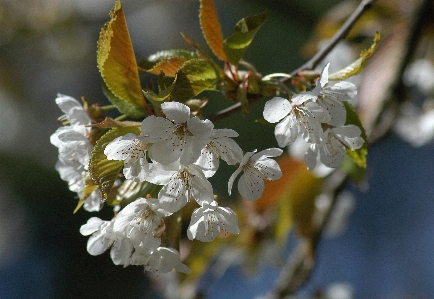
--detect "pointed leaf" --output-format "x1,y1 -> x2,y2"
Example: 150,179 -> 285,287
138,50 -> 198,77
328,32 -> 381,81
223,11 -> 267,66
102,81 -> 146,118
92,117 -> 142,128
97,0 -> 147,115
89,126 -> 141,200
344,101 -> 368,168
199,0 -> 227,61
74,175 -> 99,214
171,59 -> 220,101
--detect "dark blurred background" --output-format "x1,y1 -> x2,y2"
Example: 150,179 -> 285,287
1,0 -> 433,299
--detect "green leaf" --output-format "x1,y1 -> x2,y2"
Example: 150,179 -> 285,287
74,174 -> 99,214
102,81 -> 146,118
344,101 -> 368,168
89,126 -> 141,201
171,58 -> 220,102
328,32 -> 381,81
199,0 -> 227,61
138,50 -> 198,77
97,0 -> 147,115
223,11 -> 267,66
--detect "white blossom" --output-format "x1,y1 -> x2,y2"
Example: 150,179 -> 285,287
263,96 -> 327,147
79,217 -> 132,261
51,94 -> 102,212
228,148 -> 283,201
195,128 -> 243,177
145,247 -> 190,274
187,202 -> 240,242
113,197 -> 168,253
104,133 -> 151,182
311,63 -> 357,127
304,125 -> 364,170
147,161 -> 215,213
141,102 -> 213,165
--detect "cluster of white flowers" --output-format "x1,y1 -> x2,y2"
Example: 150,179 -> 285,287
51,97 -> 283,274
50,63 -> 364,275
50,95 -> 102,212
263,63 -> 364,170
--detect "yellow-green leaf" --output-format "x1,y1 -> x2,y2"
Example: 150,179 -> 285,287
90,126 -> 141,200
138,50 -> 198,77
223,11 -> 267,66
328,31 -> 381,81
102,81 -> 146,118
97,0 -> 147,115
74,174 -> 99,214
199,0 -> 227,61
171,59 -> 220,102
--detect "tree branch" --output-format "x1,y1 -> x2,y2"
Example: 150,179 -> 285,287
290,0 -> 376,76
206,0 -> 375,123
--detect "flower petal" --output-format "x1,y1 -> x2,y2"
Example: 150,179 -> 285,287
161,101 -> 190,124
263,97 -> 291,123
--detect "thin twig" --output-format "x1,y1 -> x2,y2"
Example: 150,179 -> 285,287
206,0 -> 375,123
290,0 -> 376,76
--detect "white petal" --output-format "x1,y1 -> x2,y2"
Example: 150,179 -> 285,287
110,238 -> 135,266
147,161 -> 179,185
319,99 -> 346,127
212,128 -> 239,138
291,92 -> 317,106
180,135 -> 207,165
87,230 -> 113,256
195,146 -> 219,178
274,115 -> 298,147
320,63 -> 330,87
319,134 -> 346,168
251,147 -> 283,160
146,247 -> 190,274
189,169 -> 215,206
228,167 -> 243,196
325,81 -> 357,101
237,170 -> 265,201
158,176 -> 188,213
141,115 -> 175,141
149,138 -> 182,165
263,97 -> 291,123
55,94 -> 81,114
161,102 -> 190,124
333,125 -> 364,150
80,217 -> 104,235
211,137 -> 243,165
105,134 -> 143,160
123,157 -> 149,182
254,158 -> 282,181
187,117 -> 213,138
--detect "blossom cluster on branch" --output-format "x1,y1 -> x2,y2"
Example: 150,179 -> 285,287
50,0 -> 372,278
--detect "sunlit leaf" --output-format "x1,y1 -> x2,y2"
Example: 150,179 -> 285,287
89,126 -> 141,200
344,101 -> 368,169
97,0 -> 147,116
74,174 -> 99,214
138,50 -> 198,77
223,11 -> 267,66
171,59 -> 221,102
199,0 -> 227,61
92,117 -> 142,128
102,81 -> 146,118
328,31 -> 381,81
